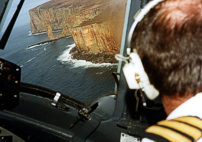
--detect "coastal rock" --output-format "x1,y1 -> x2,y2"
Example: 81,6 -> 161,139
29,0 -> 108,34
71,53 -> 117,63
69,0 -> 127,63
29,0 -> 127,63
44,20 -> 53,39
70,21 -> 119,54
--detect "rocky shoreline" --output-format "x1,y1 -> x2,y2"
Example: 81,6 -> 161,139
27,36 -> 72,49
70,47 -> 118,63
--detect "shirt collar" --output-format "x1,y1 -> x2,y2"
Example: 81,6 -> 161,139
166,92 -> 202,120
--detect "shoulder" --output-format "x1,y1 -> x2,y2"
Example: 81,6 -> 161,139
142,137 -> 202,142
144,116 -> 202,142
142,138 -> 155,142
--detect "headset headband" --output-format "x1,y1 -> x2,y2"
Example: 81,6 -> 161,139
118,0 -> 166,100
127,0 -> 165,51
116,0 -> 166,100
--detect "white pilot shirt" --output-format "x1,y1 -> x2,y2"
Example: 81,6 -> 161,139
142,92 -> 202,142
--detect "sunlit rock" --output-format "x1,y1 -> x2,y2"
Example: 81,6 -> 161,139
29,0 -> 127,63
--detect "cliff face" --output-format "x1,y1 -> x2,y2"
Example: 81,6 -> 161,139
29,0 -> 127,62
70,22 -> 119,54
29,0 -> 108,34
70,0 -> 127,55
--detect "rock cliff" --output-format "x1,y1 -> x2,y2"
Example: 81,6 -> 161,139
29,0 -> 109,35
29,0 -> 127,63
69,0 -> 127,63
70,22 -> 119,54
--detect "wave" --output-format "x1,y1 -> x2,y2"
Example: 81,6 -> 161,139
28,31 -> 32,36
25,57 -> 36,64
57,43 -> 75,61
26,42 -> 50,50
31,31 -> 47,36
20,57 -> 36,68
57,43 -> 118,68
28,30 -> 62,36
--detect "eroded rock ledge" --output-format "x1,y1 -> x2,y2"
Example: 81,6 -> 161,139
70,47 -> 117,63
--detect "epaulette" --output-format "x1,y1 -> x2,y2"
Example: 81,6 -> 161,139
145,116 -> 202,142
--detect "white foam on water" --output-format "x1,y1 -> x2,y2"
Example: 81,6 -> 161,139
57,43 -> 118,68
28,31 -> 32,36
26,42 -> 49,50
26,44 -> 40,50
57,43 -> 75,62
32,31 -> 47,36
25,57 -> 36,64
29,30 -> 61,36
20,57 -> 36,68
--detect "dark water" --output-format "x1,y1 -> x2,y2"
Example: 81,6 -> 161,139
0,24 -> 117,102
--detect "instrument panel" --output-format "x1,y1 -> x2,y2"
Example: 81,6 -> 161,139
0,58 -> 21,109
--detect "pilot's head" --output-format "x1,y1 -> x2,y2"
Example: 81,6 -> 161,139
131,0 -> 202,113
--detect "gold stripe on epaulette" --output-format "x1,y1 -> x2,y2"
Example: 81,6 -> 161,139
158,120 -> 201,141
146,125 -> 192,142
173,117 -> 202,129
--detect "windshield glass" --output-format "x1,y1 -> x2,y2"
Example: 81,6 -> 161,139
0,0 -> 127,102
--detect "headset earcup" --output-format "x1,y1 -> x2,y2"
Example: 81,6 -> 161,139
143,84 -> 159,100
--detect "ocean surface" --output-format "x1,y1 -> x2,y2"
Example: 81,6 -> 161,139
0,23 -> 118,102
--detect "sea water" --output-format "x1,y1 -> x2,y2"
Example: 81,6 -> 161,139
0,23 -> 118,102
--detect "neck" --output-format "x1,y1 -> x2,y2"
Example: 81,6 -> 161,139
161,93 -> 194,115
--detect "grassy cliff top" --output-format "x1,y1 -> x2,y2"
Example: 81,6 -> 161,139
30,0 -> 109,10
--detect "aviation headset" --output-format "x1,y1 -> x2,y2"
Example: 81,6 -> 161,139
116,0 -> 165,100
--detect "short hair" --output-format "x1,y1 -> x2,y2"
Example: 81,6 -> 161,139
131,0 -> 202,96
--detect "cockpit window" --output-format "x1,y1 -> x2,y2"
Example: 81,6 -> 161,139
0,0 -> 127,102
